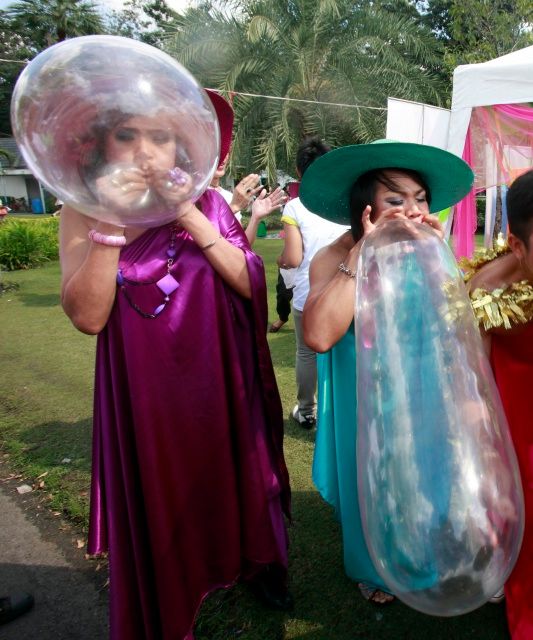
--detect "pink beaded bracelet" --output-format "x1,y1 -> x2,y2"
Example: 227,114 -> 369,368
88,229 -> 126,247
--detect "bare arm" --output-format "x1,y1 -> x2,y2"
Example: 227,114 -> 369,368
178,206 -> 252,299
60,205 -> 126,335
303,208 -> 446,353
61,201 -> 252,336
302,233 -> 361,353
278,222 -> 303,268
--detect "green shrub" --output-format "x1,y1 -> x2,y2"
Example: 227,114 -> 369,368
241,211 -> 283,232
0,217 -> 59,270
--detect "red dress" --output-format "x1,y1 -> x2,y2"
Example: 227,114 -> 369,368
491,322 -> 533,639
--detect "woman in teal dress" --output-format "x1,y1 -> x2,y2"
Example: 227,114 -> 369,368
299,140 -> 474,604
313,327 -> 390,597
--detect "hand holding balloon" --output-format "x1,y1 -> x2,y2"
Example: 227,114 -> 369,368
96,165 -> 150,211
362,204 -> 445,239
152,166 -> 194,208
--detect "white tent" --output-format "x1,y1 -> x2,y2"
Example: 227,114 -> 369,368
387,47 -> 533,256
446,46 -> 533,255
447,45 -> 533,157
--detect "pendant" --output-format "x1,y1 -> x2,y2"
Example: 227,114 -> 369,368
156,273 -> 180,295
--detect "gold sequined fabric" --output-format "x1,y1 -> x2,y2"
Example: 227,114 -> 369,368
460,242 -> 511,284
461,241 -> 533,330
470,281 -> 533,330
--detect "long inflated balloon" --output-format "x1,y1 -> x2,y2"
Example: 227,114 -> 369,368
355,219 -> 524,616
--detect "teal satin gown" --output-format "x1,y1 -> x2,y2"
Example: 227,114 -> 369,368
313,326 -> 388,591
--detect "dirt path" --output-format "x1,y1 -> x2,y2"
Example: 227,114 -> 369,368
0,461 -> 108,640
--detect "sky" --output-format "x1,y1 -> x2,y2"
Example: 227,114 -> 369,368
0,0 -> 196,13
94,0 -> 194,12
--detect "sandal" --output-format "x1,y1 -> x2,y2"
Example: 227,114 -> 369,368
268,319 -> 286,333
489,588 -> 505,604
358,583 -> 395,605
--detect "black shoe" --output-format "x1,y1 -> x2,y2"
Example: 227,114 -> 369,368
0,593 -> 34,625
248,568 -> 294,612
290,405 -> 316,430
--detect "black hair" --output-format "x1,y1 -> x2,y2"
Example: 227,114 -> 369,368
506,169 -> 533,248
296,136 -> 331,177
349,168 -> 431,241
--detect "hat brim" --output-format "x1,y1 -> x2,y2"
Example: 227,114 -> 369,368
205,89 -> 234,166
299,141 -> 474,224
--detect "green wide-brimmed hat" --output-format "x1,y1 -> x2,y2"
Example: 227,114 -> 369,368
299,139 -> 474,225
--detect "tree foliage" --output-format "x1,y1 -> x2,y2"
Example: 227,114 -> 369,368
3,0 -> 105,47
0,19 -> 35,135
105,0 -> 177,46
418,0 -> 533,72
164,0 -> 446,181
1,0 -> 532,180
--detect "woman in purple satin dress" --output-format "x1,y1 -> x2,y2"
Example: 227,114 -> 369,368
59,108 -> 291,639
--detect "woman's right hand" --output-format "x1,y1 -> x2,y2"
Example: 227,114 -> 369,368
361,204 -> 406,236
96,167 -> 150,210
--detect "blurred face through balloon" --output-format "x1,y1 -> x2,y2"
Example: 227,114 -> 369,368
85,112 -> 194,214
105,115 -> 178,173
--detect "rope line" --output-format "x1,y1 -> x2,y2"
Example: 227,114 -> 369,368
206,88 -> 386,111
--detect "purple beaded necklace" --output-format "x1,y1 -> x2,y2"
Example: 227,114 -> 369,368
117,224 -> 180,319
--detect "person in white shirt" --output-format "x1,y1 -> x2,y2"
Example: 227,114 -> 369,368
278,137 -> 348,428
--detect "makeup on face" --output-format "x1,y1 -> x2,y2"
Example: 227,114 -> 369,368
373,171 -> 429,223
105,115 -> 177,173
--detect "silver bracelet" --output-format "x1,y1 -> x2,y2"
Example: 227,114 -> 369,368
338,262 -> 356,278
201,235 -> 222,251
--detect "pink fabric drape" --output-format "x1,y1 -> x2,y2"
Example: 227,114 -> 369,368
453,102 -> 533,258
494,104 -> 533,120
452,126 -> 476,259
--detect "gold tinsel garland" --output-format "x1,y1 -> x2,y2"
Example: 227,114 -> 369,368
470,281 -> 533,331
459,237 -> 533,331
459,236 -> 510,284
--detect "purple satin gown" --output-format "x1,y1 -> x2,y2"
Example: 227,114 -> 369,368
87,190 -> 290,639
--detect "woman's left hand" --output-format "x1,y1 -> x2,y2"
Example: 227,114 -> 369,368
421,214 -> 445,239
251,187 -> 288,220
152,167 -> 195,208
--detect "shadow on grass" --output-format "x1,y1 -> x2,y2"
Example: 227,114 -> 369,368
19,292 -> 61,307
284,417 -> 317,444
2,418 -> 93,524
6,418 -> 93,469
284,490 -> 510,640
0,562 -> 108,640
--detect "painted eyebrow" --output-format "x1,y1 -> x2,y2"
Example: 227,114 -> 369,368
384,187 -> 426,197
114,127 -> 171,136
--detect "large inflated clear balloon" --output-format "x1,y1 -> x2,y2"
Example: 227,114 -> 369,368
355,220 -> 524,616
11,35 -> 220,227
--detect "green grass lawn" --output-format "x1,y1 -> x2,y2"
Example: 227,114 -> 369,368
0,239 -> 509,639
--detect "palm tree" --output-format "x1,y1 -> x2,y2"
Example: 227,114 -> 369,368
4,0 -> 105,47
164,0 -> 446,181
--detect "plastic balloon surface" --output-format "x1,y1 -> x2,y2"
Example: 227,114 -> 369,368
355,219 -> 524,616
11,35 -> 220,227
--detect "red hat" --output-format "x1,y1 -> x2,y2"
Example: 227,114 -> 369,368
205,89 -> 234,167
